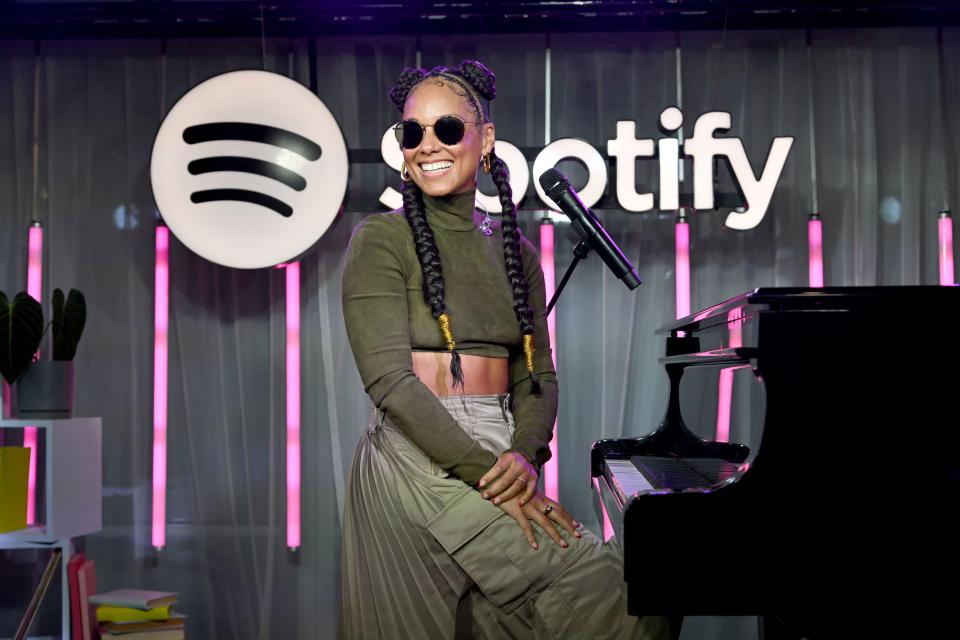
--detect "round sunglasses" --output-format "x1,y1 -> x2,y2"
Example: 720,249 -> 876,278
393,115 -> 485,149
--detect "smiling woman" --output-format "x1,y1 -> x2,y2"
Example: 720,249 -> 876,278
338,60 -> 669,639
397,80 -> 493,195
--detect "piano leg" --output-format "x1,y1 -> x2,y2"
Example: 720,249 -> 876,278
758,615 -> 803,640
666,615 -> 683,640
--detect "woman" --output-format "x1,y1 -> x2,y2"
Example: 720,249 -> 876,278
340,59 -> 667,639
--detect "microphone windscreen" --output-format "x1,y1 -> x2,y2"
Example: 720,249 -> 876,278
538,168 -> 569,199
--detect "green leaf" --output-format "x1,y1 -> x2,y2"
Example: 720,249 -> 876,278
55,288 -> 86,361
0,291 -> 43,384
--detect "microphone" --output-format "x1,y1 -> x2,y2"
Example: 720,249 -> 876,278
539,168 -> 641,290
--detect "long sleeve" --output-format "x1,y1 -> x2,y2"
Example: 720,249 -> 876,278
341,215 -> 497,485
505,238 -> 559,472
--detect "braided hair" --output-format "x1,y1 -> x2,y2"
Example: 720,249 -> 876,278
390,60 -> 540,394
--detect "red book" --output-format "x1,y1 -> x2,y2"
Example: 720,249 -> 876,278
76,559 -> 97,640
67,553 -> 86,640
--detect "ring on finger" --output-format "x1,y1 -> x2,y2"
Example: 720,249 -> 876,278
542,504 -> 554,516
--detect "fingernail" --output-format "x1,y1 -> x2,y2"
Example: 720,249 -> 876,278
575,532 -> 582,538
561,542 -> 569,548
478,480 -> 486,488
518,501 -> 524,507
532,543 -> 539,550
574,521 -> 581,528
482,492 -> 488,499
493,498 -> 500,505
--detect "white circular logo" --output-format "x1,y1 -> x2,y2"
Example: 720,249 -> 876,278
151,70 -> 348,269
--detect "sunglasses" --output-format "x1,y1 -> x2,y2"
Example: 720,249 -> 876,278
393,115 -> 484,149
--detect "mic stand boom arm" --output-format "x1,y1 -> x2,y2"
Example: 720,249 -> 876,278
546,240 -> 591,315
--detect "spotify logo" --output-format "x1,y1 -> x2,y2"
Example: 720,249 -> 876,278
151,70 -> 348,269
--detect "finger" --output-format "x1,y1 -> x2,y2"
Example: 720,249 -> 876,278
551,507 -> 580,538
531,511 -> 568,548
478,462 -> 507,488
482,464 -> 521,498
510,512 -> 539,550
491,476 -> 528,505
518,479 -> 537,507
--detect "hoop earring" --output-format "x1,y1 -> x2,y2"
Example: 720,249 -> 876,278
482,154 -> 491,174
400,162 -> 412,182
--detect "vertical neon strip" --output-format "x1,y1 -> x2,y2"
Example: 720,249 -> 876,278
286,262 -> 301,550
24,223 -> 42,525
808,213 -> 824,288
675,213 -> 690,319
152,225 -> 169,550
539,221 -> 558,502
715,308 -> 743,444
939,212 -> 955,286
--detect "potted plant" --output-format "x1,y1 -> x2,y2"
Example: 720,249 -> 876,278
15,288 -> 86,418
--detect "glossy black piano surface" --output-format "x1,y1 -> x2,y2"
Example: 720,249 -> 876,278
591,286 -> 960,634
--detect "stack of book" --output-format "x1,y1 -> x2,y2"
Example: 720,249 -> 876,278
89,589 -> 185,639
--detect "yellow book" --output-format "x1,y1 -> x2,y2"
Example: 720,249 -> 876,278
95,605 -> 171,623
0,447 -> 30,533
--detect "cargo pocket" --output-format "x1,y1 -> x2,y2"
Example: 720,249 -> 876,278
426,491 -> 534,614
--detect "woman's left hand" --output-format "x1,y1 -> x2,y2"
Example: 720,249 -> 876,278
478,451 -> 538,506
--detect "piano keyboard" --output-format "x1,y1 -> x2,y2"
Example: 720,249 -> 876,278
605,459 -> 655,504
605,456 -> 743,505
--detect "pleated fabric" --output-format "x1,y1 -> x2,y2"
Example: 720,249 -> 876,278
339,394 -> 668,640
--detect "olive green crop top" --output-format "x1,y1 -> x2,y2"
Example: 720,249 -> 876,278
341,189 -> 558,485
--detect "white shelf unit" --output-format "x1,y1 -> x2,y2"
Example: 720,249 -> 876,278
0,412 -> 102,640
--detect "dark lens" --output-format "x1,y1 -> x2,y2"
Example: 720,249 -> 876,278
434,116 -> 466,146
396,120 -> 424,149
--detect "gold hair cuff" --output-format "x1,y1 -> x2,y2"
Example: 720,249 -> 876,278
523,333 -> 535,372
438,313 -> 456,351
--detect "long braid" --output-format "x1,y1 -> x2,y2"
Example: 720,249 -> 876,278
489,148 -> 541,394
401,179 -> 465,388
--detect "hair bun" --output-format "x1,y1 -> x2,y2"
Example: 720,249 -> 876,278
456,60 -> 496,101
389,66 -> 427,111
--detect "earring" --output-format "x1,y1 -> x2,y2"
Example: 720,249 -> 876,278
482,154 -> 491,174
400,162 -> 412,182
476,201 -> 493,236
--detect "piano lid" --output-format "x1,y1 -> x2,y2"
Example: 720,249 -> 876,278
656,285 -> 960,336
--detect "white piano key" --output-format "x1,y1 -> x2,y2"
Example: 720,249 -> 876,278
607,459 -> 655,502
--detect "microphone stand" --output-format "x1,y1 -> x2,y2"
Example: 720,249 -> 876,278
546,240 -> 591,315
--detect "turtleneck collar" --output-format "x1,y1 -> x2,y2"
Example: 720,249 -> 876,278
422,189 -> 477,232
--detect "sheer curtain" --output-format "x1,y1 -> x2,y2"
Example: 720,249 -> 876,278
1,28 -> 956,639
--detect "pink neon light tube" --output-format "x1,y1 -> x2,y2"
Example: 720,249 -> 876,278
539,221 -> 558,502
939,212 -> 955,286
152,226 -> 170,550
808,213 -> 823,288
286,262 -> 301,550
675,214 -> 690,319
24,222 -> 43,525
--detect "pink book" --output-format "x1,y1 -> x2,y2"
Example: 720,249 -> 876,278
76,559 -> 97,640
67,553 -> 86,640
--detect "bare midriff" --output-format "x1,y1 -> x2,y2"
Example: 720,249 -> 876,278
411,351 -> 509,397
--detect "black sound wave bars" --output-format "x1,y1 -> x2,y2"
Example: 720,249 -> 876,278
183,122 -> 322,218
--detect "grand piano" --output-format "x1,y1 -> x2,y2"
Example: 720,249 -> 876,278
591,287 -> 960,636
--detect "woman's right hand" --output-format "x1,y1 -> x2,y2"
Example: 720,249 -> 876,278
495,489 -> 581,550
